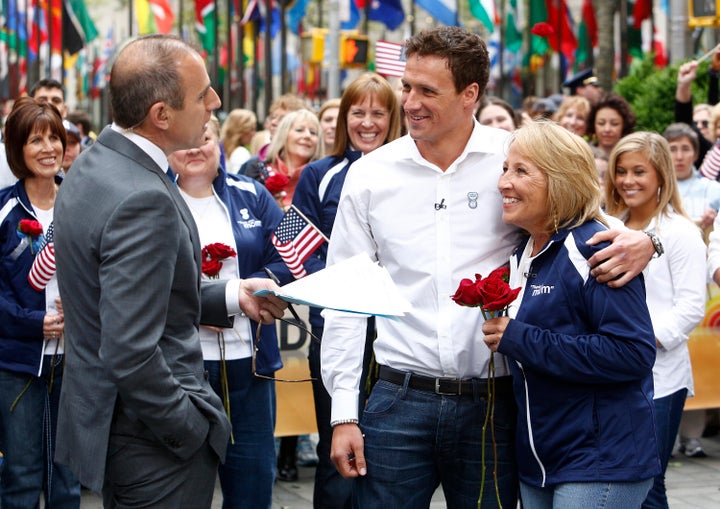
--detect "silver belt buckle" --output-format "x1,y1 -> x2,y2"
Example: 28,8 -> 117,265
435,378 -> 462,396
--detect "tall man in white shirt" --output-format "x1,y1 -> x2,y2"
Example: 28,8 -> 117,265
321,26 -> 658,509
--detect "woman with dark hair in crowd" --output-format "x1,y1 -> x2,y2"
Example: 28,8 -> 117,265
587,92 -> 636,157
475,96 -> 520,132
0,96 -> 81,507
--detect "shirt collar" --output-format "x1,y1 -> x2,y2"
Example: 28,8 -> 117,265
402,119 -> 511,172
111,122 -> 169,172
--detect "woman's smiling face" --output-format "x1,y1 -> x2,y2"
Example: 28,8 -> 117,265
346,94 -> 391,155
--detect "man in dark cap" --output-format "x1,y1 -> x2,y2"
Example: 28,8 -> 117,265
563,68 -> 603,104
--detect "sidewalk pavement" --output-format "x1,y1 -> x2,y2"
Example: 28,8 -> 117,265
79,434 -> 720,508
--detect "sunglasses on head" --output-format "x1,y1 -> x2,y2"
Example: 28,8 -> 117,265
695,120 -> 710,128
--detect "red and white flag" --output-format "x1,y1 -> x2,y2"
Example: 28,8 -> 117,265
28,223 -> 55,291
271,205 -> 325,279
375,40 -> 406,78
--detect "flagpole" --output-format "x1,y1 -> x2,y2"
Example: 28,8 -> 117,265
213,0 -> 219,101
263,0 -> 272,116
556,0 -> 562,92
498,0 -> 506,100
280,1 -> 288,94
327,0 -> 339,98
236,4 -> 245,109
129,0 -> 134,37
619,0 -> 628,78
252,20 -> 260,113
226,0 -> 233,109
410,0 -> 415,36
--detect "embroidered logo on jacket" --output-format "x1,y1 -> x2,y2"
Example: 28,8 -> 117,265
530,283 -> 554,296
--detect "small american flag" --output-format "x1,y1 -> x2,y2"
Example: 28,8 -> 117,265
271,206 -> 326,279
28,222 -> 56,291
375,40 -> 406,78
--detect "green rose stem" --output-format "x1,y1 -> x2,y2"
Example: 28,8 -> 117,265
10,333 -> 62,412
216,331 -> 234,444
478,309 -> 503,509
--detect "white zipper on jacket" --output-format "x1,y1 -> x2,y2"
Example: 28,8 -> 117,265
16,195 -> 49,377
519,362 -> 547,487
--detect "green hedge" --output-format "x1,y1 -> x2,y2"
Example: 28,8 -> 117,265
614,57 -> 711,134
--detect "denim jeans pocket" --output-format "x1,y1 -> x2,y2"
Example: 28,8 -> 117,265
362,379 -> 403,416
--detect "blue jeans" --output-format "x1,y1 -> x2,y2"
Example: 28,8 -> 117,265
205,358 -> 276,509
642,388 -> 688,509
308,322 -> 374,509
354,375 -> 518,509
521,479 -> 653,509
0,357 -> 81,509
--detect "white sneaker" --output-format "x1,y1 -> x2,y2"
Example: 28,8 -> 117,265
682,439 -> 707,458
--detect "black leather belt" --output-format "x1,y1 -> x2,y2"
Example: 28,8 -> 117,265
378,365 -> 511,397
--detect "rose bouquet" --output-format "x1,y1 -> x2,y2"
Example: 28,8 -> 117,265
451,267 -> 520,319
451,266 -> 520,508
201,242 -> 237,279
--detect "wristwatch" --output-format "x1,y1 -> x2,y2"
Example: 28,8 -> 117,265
644,230 -> 664,258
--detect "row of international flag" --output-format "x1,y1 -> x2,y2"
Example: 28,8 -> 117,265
1,0 -> 665,101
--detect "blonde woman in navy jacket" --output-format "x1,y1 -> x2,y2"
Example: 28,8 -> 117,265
482,122 -> 660,508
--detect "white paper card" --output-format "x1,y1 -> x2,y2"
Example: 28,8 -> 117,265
255,253 -> 411,318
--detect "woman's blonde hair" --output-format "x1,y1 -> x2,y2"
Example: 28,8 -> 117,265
553,96 -> 591,124
604,131 -> 688,222
508,120 -> 606,232
264,109 -> 323,164
220,108 -> 256,155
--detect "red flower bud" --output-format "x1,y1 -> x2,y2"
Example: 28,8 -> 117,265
18,219 -> 43,236
265,173 -> 290,196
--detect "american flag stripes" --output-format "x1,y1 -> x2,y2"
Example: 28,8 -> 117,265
271,206 -> 325,279
374,40 -> 406,78
28,222 -> 55,291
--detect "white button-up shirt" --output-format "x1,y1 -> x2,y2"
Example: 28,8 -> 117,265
322,122 -> 522,423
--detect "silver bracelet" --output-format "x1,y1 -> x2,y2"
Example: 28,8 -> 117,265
331,418 -> 359,427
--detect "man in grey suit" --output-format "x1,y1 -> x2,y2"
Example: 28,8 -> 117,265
53,35 -> 287,508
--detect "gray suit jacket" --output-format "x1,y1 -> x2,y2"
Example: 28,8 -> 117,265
54,127 -> 231,492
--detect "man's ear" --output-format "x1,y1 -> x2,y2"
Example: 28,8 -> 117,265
148,102 -> 170,130
463,83 -> 479,110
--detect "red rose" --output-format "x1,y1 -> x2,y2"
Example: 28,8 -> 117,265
486,266 -> 510,283
202,258 -> 222,278
204,242 -> 237,260
476,276 -> 521,312
18,219 -> 43,236
451,278 -> 482,307
531,22 -> 554,38
265,173 -> 290,196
